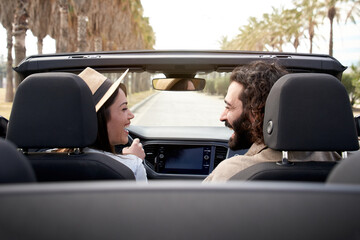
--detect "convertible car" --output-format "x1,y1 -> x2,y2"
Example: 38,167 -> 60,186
0,50 -> 359,239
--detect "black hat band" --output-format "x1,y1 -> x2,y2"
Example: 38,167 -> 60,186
93,79 -> 112,106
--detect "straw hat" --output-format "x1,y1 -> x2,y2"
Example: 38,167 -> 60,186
78,67 -> 129,112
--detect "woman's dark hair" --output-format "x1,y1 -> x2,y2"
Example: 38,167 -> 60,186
91,83 -> 127,153
230,61 -> 288,144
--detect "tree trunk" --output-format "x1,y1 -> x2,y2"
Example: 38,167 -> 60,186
328,7 -> 336,57
329,19 -> 333,56
293,37 -> 299,53
77,15 -> 87,52
13,0 -> 28,88
37,37 -> 43,54
309,20 -> 314,54
5,29 -> 14,102
94,36 -> 102,51
58,0 -> 68,53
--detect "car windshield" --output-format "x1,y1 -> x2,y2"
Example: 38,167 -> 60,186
106,70 -> 230,127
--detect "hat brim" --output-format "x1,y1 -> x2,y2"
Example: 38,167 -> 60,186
95,69 -> 129,112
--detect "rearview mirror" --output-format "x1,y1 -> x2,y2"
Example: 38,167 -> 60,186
152,78 -> 205,91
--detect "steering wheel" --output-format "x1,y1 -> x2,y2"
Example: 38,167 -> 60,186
115,135 -> 133,154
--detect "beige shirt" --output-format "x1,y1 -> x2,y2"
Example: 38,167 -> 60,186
203,142 -> 341,182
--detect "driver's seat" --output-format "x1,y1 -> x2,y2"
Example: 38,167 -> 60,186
230,73 -> 359,182
6,72 -> 135,181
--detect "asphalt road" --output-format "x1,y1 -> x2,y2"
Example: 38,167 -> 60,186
131,91 -> 225,127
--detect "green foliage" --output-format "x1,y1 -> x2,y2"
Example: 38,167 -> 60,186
342,73 -> 357,105
203,75 -> 229,97
343,60 -> 360,106
204,80 -> 216,95
215,77 -> 229,97
221,0 -> 359,54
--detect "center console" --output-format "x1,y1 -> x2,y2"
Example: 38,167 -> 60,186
144,143 -> 228,176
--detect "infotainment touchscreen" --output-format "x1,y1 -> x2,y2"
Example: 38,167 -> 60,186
165,147 -> 204,170
157,145 -> 211,175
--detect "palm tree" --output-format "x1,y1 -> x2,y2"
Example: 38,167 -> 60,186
229,17 -> 267,51
52,0 -> 154,52
262,7 -> 291,52
345,0 -> 360,24
129,0 -> 155,49
294,0 -> 322,53
28,0 -> 54,54
319,0 -> 341,56
4,0 -> 155,57
139,16 -> 155,49
282,8 -> 305,52
219,36 -> 231,50
52,0 -> 76,53
13,0 -> 29,88
70,0 -> 90,52
0,0 -> 156,99
0,0 -> 16,102
45,1 -> 59,52
57,0 -> 69,52
223,7 -> 294,52
93,0 -> 126,51
87,1 -> 102,51
114,0 -> 134,50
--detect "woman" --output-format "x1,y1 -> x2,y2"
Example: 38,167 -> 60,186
78,67 -> 147,181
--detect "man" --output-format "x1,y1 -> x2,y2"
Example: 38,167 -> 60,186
204,61 -> 340,182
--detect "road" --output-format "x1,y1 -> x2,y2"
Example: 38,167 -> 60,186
131,91 -> 225,126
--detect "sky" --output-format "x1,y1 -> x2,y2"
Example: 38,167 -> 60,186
0,0 -> 359,68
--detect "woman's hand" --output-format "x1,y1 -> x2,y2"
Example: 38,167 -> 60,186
122,138 -> 145,160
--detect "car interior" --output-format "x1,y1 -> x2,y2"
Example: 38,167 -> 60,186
0,51 -> 359,239
6,72 -> 135,181
230,72 -> 359,181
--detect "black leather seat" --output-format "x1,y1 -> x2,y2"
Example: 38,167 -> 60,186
231,73 -> 359,181
0,138 -> 36,183
327,150 -> 360,184
6,72 -> 135,181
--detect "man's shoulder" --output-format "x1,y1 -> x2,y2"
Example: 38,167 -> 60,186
204,155 -> 255,182
203,143 -> 281,182
218,152 -> 259,170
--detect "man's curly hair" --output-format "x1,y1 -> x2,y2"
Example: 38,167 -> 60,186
230,61 -> 288,144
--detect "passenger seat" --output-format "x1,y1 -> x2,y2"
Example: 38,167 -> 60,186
230,73 -> 359,181
6,72 -> 135,181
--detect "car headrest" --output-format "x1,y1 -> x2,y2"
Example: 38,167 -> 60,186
7,73 -> 97,149
263,73 -> 359,151
0,138 -> 36,183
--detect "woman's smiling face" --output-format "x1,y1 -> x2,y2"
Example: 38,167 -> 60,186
106,89 -> 134,146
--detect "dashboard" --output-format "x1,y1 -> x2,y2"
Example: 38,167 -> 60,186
128,126 -> 248,180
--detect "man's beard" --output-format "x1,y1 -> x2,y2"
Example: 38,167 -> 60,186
225,114 -> 253,150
